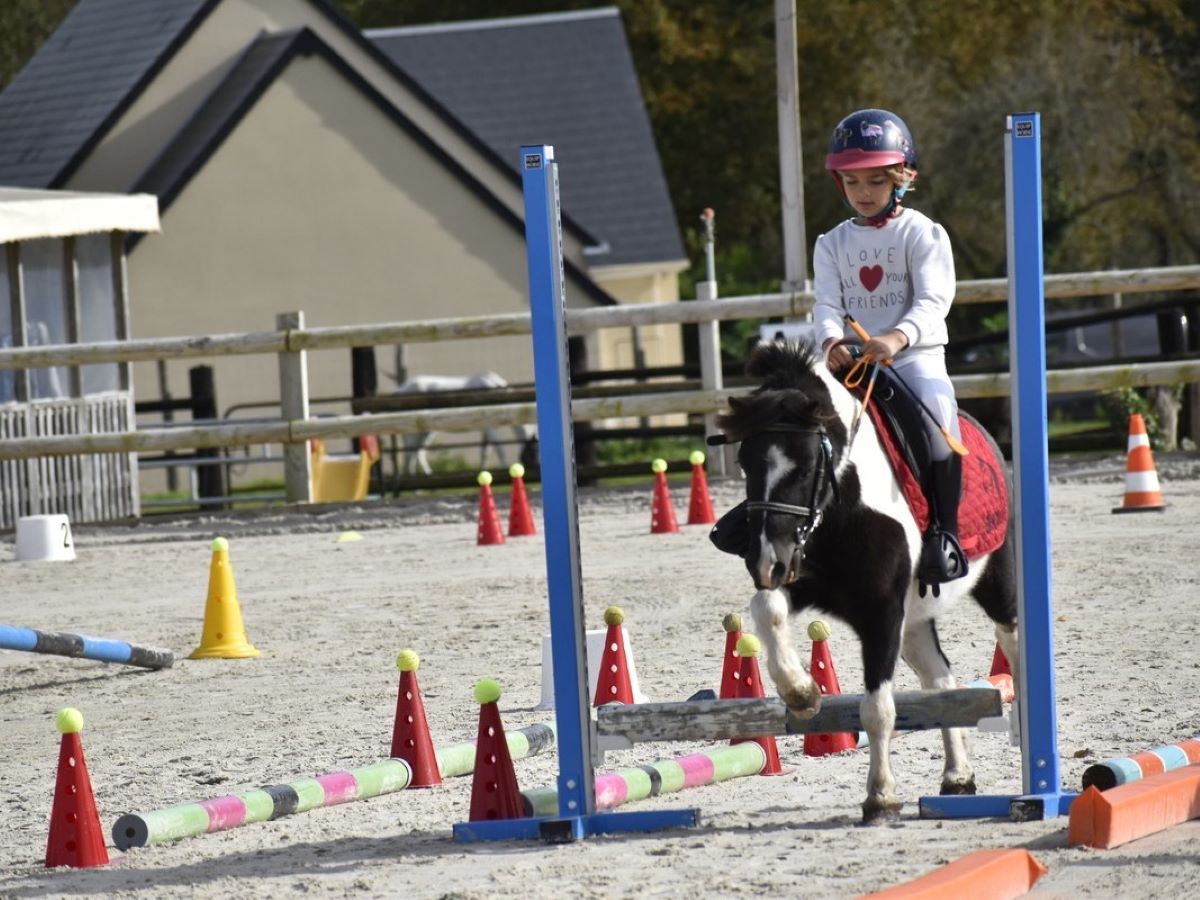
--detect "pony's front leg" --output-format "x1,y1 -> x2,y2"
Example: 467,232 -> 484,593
750,588 -> 821,716
901,618 -> 975,796
860,682 -> 901,823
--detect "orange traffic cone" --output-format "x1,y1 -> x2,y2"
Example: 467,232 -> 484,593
390,649 -> 441,788
1113,414 -> 1166,513
731,634 -> 788,775
649,458 -> 679,534
189,537 -> 259,659
990,643 -> 1012,677
686,451 -> 716,525
468,679 -> 524,822
476,471 -> 506,545
45,708 -> 109,869
593,606 -> 635,706
803,620 -> 858,757
719,613 -> 743,700
507,463 -> 536,537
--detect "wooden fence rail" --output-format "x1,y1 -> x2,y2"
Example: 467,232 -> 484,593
4,360 -> 1200,462
2,264 -> 1198,370
1,265 -> 1199,504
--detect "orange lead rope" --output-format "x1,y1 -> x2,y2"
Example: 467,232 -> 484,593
842,314 -> 970,457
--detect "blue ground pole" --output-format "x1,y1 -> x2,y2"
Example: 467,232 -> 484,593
919,114 -> 1076,820
452,146 -> 697,842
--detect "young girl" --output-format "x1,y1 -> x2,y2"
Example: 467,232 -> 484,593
812,108 -> 967,585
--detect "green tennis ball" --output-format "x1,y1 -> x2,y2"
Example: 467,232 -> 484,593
55,707 -> 83,734
689,450 -> 706,466
651,458 -> 668,474
736,634 -> 761,657
211,536 -> 229,552
474,678 -> 502,705
604,606 -> 625,627
477,470 -> 493,487
509,462 -> 525,479
723,613 -> 742,633
807,620 -> 832,642
396,649 -> 420,672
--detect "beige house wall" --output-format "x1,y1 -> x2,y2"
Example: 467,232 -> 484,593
127,53 -> 602,487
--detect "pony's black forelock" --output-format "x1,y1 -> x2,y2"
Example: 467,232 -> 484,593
716,339 -> 846,447
745,339 -> 825,392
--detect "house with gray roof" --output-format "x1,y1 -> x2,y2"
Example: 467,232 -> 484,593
0,0 -> 687,485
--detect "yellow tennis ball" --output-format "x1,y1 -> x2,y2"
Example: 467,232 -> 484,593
477,470 -> 493,487
474,678 -> 502,705
604,606 -> 625,627
509,463 -> 525,479
211,536 -> 229,552
808,620 -> 832,642
723,613 -> 742,633
689,450 -> 706,466
55,707 -> 83,734
396,649 -> 420,672
651,458 -> 668,474
736,634 -> 761,657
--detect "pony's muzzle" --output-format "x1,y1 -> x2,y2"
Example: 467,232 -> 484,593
748,546 -> 789,591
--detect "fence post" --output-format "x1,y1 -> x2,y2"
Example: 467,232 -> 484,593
277,311 -> 311,503
695,281 -> 728,477
188,365 -> 225,507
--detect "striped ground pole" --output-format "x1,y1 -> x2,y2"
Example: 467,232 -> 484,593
0,625 -> 173,669
112,722 -> 557,849
1080,736 -> 1200,791
521,742 -> 767,817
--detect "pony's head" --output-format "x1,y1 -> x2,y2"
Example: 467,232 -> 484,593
716,341 -> 848,590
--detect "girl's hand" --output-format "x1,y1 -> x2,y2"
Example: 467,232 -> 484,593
823,338 -> 854,373
861,330 -> 909,364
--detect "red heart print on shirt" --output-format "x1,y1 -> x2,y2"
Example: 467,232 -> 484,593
860,265 -> 883,292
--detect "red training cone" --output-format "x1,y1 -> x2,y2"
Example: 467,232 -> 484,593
476,471 -> 506,545
593,606 -> 635,706
719,613 -> 743,700
45,708 -> 109,869
649,459 -> 679,534
468,679 -> 524,822
803,620 -> 858,757
990,642 -> 1012,677
731,635 -> 788,775
1112,414 -> 1166,513
390,649 -> 441,788
686,451 -> 716,525
507,463 -> 536,537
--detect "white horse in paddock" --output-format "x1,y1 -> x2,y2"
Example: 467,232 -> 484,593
391,372 -> 534,476
709,340 -> 1017,823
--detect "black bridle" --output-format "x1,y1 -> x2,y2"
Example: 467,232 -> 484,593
708,423 -> 840,572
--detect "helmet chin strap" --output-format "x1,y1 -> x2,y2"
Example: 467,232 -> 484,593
844,184 -> 908,227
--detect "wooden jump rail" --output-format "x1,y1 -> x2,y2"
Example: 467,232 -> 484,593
594,687 -> 1003,751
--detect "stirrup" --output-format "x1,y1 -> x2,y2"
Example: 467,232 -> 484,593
918,529 -> 968,585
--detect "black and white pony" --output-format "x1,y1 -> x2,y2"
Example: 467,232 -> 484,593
391,372 -> 534,476
714,340 -> 1017,824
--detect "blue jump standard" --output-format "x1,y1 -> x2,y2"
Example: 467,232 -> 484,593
919,113 -> 1073,821
0,625 -> 174,669
451,145 -> 698,843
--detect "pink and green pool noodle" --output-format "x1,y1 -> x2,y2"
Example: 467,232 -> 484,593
112,721 -> 556,849
520,741 -> 767,817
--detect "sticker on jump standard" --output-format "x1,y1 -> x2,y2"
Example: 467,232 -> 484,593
1015,121 -> 1033,137
524,152 -> 542,169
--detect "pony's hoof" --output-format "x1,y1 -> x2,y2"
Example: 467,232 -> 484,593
861,797 -> 903,825
939,777 -> 977,796
780,682 -> 822,718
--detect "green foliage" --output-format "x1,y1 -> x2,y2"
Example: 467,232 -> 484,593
1097,386 -> 1183,449
594,436 -> 696,466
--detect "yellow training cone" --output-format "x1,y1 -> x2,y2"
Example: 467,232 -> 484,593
189,537 -> 260,659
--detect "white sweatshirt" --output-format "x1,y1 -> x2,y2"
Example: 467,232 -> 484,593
812,208 -> 955,355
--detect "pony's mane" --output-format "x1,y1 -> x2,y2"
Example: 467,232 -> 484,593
716,340 -> 846,445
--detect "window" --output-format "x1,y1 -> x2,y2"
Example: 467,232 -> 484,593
77,233 -> 120,394
21,238 -> 69,399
